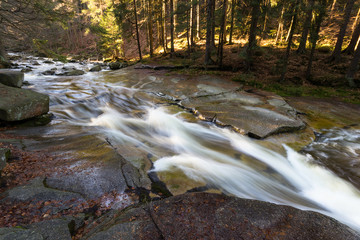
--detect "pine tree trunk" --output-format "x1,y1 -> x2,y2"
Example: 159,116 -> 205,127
205,0 -> 215,65
246,0 -> 261,70
329,0 -> 337,20
134,0 -> 142,60
275,6 -> 285,44
297,0 -> 315,54
330,0 -> 356,62
285,15 -> 295,43
344,21 -> 360,54
148,0 -> 154,57
229,0 -> 235,45
280,0 -> 299,81
160,0 -> 166,52
218,0 -> 227,68
187,7 -> 191,54
346,44 -> 360,87
164,0 -> 168,50
306,0 -> 326,80
197,0 -> 200,39
210,0 -> 216,48
191,0 -> 196,48
170,0 -> 175,53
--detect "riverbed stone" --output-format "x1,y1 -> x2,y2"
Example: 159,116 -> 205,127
81,192 -> 360,240
0,70 -> 24,88
0,83 -> 49,121
0,177 -> 84,203
0,217 -> 76,240
181,89 -> 305,138
90,65 -> 102,72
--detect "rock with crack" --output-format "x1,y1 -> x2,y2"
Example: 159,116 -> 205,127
80,192 -> 360,240
181,89 -> 305,138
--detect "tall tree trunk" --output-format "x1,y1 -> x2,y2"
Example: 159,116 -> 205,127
210,0 -> 216,48
134,0 -> 142,60
297,0 -> 315,54
187,6 -> 191,54
280,0 -> 299,81
275,6 -> 285,44
229,0 -> 235,44
246,0 -> 261,70
343,20 -> 360,54
346,43 -> 360,87
160,0 -> 166,52
330,0 -> 356,62
148,0 -> 154,57
218,0 -> 228,68
197,0 -> 200,39
205,0 -> 215,65
191,0 -> 197,48
306,0 -> 326,80
170,0 -> 175,53
351,7 -> 360,33
285,15 -> 295,43
329,0 -> 337,20
164,0 -> 168,50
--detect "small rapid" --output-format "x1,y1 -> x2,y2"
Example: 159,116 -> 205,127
9,54 -> 360,232
90,107 -> 360,232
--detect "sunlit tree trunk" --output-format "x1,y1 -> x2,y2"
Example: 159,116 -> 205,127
343,20 -> 360,54
197,0 -> 200,39
134,0 -> 142,60
275,6 -> 285,44
297,0 -> 315,54
191,0 -> 197,48
330,0 -> 356,62
229,0 -> 235,44
210,0 -> 216,48
147,0 -> 154,57
329,0 -> 337,20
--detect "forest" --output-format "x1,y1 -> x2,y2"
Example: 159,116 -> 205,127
2,0 -> 360,92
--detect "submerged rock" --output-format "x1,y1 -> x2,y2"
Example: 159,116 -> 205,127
89,65 -> 102,72
0,83 -> 49,121
82,192 -> 360,240
0,70 -> 24,88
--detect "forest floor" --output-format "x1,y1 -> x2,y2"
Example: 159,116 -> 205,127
138,40 -> 360,104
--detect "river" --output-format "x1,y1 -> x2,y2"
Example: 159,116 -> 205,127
8,54 -> 360,232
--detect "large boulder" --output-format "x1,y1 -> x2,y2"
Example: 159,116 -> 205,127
0,70 -> 24,88
0,83 -> 49,121
82,193 -> 360,240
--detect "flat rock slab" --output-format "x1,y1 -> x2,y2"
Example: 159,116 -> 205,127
0,83 -> 49,121
181,89 -> 305,138
0,217 -> 76,240
0,70 -> 24,88
82,192 -> 360,240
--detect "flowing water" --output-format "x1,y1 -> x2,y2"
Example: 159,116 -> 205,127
8,55 -> 360,232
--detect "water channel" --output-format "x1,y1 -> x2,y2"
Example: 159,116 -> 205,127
7,54 -> 360,232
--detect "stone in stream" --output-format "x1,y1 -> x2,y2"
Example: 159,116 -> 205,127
0,70 -> 24,88
0,83 -> 49,121
81,192 -> 360,240
181,88 -> 305,138
89,65 -> 102,72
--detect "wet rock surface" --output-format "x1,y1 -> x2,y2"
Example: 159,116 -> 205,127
0,70 -> 24,88
0,83 -> 49,121
81,192 -> 360,240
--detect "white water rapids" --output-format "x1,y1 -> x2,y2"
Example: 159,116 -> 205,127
11,54 -> 360,232
90,106 -> 360,232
